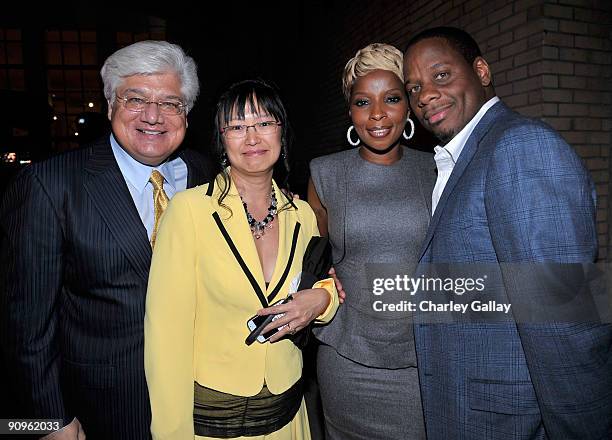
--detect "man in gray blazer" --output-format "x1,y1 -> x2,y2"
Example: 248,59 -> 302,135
403,26 -> 611,439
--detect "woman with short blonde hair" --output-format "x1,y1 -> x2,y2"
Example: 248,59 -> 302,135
341,43 -> 404,100
307,43 -> 434,439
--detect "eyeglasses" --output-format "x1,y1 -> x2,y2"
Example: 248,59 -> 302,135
115,95 -> 187,115
221,121 -> 281,139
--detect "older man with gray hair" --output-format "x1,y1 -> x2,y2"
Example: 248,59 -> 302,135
0,40 -> 213,440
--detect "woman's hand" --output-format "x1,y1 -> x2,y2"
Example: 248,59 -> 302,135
258,288 -> 330,343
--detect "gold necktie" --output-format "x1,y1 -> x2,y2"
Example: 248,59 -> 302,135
149,170 -> 169,249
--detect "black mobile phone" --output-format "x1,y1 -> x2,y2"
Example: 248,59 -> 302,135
245,295 -> 293,345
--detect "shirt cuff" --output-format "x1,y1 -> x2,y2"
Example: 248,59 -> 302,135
313,278 -> 339,323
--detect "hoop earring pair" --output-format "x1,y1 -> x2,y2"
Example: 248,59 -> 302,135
346,115 -> 415,146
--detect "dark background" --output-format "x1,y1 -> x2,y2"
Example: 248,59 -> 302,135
0,1 -> 436,196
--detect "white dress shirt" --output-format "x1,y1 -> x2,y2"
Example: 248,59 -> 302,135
110,134 -> 188,240
431,96 -> 500,215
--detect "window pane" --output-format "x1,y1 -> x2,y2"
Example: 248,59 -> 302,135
81,44 -> 96,65
8,69 -> 25,90
47,69 -> 64,90
52,117 -> 67,137
82,69 -> 99,89
67,93 -> 84,113
62,31 -> 78,42
46,30 -> 60,42
63,44 -> 80,64
6,43 -> 22,64
6,29 -> 21,40
52,96 -> 67,114
46,43 -> 62,65
64,70 -> 81,91
80,31 -> 96,42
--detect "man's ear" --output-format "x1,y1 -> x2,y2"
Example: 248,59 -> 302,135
473,56 -> 492,87
107,100 -> 113,121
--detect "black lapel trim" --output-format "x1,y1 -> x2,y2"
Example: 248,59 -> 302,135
267,222 -> 300,302
206,178 -> 215,197
281,190 -> 298,210
212,211 -> 268,308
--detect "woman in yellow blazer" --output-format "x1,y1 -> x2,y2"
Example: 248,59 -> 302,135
145,79 -> 338,440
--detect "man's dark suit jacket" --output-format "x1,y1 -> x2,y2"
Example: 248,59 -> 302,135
0,137 -> 214,439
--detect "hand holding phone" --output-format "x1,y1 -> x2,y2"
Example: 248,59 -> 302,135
245,295 -> 293,345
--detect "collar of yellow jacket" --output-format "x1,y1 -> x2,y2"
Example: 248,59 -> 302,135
206,169 -> 302,302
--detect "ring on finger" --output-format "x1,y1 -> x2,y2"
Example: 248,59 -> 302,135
287,322 -> 296,335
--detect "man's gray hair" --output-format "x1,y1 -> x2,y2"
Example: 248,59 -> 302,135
101,40 -> 199,112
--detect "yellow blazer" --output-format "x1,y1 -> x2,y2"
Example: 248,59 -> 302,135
145,174 -> 338,439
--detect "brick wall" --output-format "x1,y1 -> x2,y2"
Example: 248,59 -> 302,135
538,1 -> 612,260
297,0 -> 611,259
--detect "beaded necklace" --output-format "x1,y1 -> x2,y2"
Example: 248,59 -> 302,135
241,188 -> 277,239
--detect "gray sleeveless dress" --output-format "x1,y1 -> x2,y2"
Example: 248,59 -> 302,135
310,147 -> 435,440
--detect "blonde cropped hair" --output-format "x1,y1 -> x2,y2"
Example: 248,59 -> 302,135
342,43 -> 404,101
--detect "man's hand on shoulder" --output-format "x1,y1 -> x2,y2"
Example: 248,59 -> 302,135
329,267 -> 346,304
